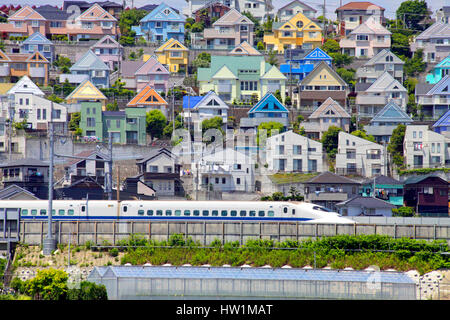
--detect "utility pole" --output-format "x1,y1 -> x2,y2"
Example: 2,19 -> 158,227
172,83 -> 175,133
108,131 -> 113,200
8,95 -> 14,162
323,0 -> 327,42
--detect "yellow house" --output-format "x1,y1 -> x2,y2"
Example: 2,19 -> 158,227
154,38 -> 188,75
66,79 -> 108,110
264,12 -> 323,53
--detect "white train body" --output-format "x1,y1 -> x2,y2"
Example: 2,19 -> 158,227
1,200 -> 355,224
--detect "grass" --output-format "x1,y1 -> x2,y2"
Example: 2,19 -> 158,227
268,172 -> 319,184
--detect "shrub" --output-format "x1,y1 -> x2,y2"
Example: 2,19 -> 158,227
109,248 -> 119,257
67,281 -> 108,300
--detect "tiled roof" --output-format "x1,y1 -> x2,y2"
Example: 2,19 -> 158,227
213,8 -> 253,26
306,171 -> 360,184
349,16 -> 390,35
336,196 -> 396,209
278,0 -> 317,13
336,1 -> 384,11
66,79 -> 107,101
35,5 -> 71,20
0,158 -> 48,168
369,100 -> 412,124
362,175 -> 402,186
416,22 -> 450,40
70,50 -> 109,71
308,97 -> 350,119
127,85 -> 168,107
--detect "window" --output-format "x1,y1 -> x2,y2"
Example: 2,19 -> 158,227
40,209 -> 46,215
175,210 -> 181,216
230,210 -> 237,217
22,209 -> 28,215
240,210 -> 247,216
258,211 -> 265,217
202,210 -> 209,216
68,209 -> 74,216
212,210 -> 219,216
165,210 -> 172,216
31,209 -> 37,216
87,118 -> 96,127
221,210 -> 227,217
357,35 -> 368,41
236,178 -> 241,185
58,209 -> 65,215
193,210 -> 200,216
296,20 -> 304,28
249,210 -> 256,217
81,206 -> 86,212
268,211 -> 274,217
123,206 -> 128,212
184,210 -> 190,216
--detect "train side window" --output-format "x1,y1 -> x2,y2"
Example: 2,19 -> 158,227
283,207 -> 288,214
230,210 -> 237,217
249,210 -> 256,217
175,210 -> 181,216
68,209 -> 74,216
31,209 -> 37,216
258,210 -> 265,217
81,206 -> 86,212
138,210 -> 145,216
268,210 -> 274,217
58,209 -> 65,216
221,210 -> 227,217
52,210 -> 55,215
193,210 -> 200,216
202,210 -> 209,216
166,210 -> 172,216
22,209 -> 28,215
184,210 -> 190,216
123,206 -> 128,212
40,209 -> 46,215
292,209 -> 296,215
212,210 -> 218,216
156,210 -> 163,216
147,210 -> 153,216
240,210 -> 246,216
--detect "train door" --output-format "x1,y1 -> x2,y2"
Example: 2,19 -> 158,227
121,203 -> 129,217
79,203 -> 87,219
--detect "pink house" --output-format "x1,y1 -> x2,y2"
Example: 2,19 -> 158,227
90,35 -> 123,71
120,55 -> 170,93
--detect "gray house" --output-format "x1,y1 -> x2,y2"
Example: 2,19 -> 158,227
336,195 -> 396,216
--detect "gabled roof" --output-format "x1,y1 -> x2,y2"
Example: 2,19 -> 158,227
7,76 -> 44,96
306,171 -> 359,184
140,2 -> 185,23
66,79 -> 107,101
362,175 -> 402,186
228,41 -> 262,56
336,1 -> 384,11
308,97 -> 350,119
433,109 -> 450,128
66,149 -> 109,167
0,184 -> 39,200
403,174 -> 449,185
0,158 -> 48,168
278,0 -> 317,13
370,100 -> 412,124
70,50 -> 109,71
183,96 -> 203,109
363,49 -> 404,67
212,65 -> 237,79
302,47 -> 332,61
77,3 -> 117,21
22,32 -> 53,45
91,35 -> 122,49
336,195 -> 396,209
213,8 -> 253,26
349,16 -> 391,35
416,22 -> 450,40
435,55 -> 450,68
261,65 -> 287,80
155,38 -> 188,52
8,5 -> 46,21
135,55 -> 169,76
365,72 -> 406,93
136,147 -> 178,164
426,75 -> 450,95
248,93 -> 289,114
300,61 -> 347,87
185,91 -> 229,111
127,85 -> 168,107
274,11 -> 321,31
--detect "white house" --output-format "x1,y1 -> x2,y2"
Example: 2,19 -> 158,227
403,125 -> 450,169
192,148 -> 255,192
335,196 -> 396,216
336,131 -> 387,177
265,130 -> 323,173
63,149 -> 111,186
276,0 -> 317,21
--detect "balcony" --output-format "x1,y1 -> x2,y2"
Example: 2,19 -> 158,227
417,97 -> 450,105
203,28 -> 235,39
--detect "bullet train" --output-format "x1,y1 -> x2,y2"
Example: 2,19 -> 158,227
0,200 -> 356,224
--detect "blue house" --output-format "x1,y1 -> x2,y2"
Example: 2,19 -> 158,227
426,54 -> 450,84
65,50 -> 110,89
20,32 -> 54,64
240,93 -> 290,130
432,109 -> 450,134
280,47 -> 332,81
134,2 -> 185,43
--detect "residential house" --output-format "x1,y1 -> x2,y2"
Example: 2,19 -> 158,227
192,148 -> 255,193
62,1 -> 124,19
183,0 -> 275,22
61,50 -> 110,88
265,130 -> 323,172
65,79 -> 107,109
276,0 -> 317,22
20,32 -> 55,64
55,176 -> 105,200
203,8 -> 254,50
228,41 -> 262,56
415,75 -> 450,120
120,55 -> 170,92
365,100 -> 413,144
432,109 -> 450,136
339,16 -> 391,58
355,71 -> 407,118
90,35 -> 123,71
336,196 -> 396,216
0,184 -> 39,200
263,11 -> 323,53
4,76 -> 68,132
0,5 -> 47,39
197,55 -> 287,104
302,97 -> 351,140
280,47 -> 332,82
436,5 -> 450,24
360,175 -> 404,207
336,131 -> 387,177
411,22 -> 450,63
63,149 -> 110,188
0,158 -> 49,199
181,91 -> 229,132
303,171 -> 360,211
239,92 -> 290,131
403,125 -> 450,169
426,54 -> 450,84
135,147 -> 183,197
335,1 -> 386,37
135,3 -> 185,43
80,101 -> 147,145
403,175 -> 449,217
295,61 -> 349,109
127,85 -> 169,118
154,38 -> 189,74
0,49 -> 49,86
193,2 -> 231,27
356,49 -> 404,84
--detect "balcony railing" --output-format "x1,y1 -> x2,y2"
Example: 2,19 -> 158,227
335,168 -> 363,176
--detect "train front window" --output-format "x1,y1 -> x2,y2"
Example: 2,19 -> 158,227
313,206 -> 332,212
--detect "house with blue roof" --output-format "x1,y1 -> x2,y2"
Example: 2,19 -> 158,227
20,32 -> 54,64
181,91 -> 229,131
280,47 -> 332,81
426,54 -> 450,84
240,93 -> 290,131
432,109 -> 450,135
134,3 -> 185,43
365,100 -> 413,144
416,75 -> 450,119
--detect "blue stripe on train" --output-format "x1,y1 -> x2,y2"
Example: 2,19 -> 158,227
20,216 -> 314,222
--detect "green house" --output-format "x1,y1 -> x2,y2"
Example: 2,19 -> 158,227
80,102 -> 147,145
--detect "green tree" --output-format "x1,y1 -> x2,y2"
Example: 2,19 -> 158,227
66,281 -> 108,300
47,94 -> 64,103
257,121 -> 284,145
266,49 -> 279,66
69,112 -> 81,131
201,116 -> 224,135
351,130 -> 376,142
257,41 -> 265,50
146,109 -> 167,139
388,124 -> 406,166
321,126 -> 343,160
191,21 -> 205,33
118,8 -> 147,35
25,269 -> 68,300
106,101 -> 119,111
404,48 -> 427,77
192,52 -> 211,68
336,67 -> 356,89
53,55 -> 72,73
322,39 -> 340,54
330,52 -> 354,67
392,206 -> 415,217
391,32 -> 411,59
396,0 -> 430,31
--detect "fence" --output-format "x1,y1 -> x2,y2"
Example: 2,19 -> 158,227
18,220 -> 450,247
